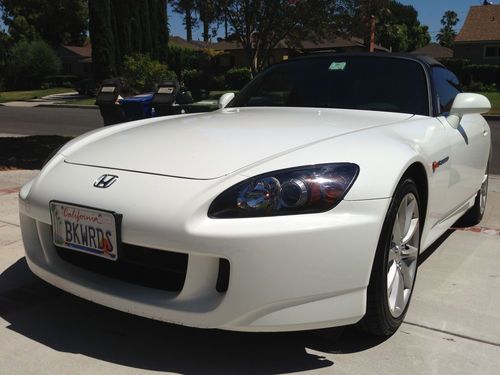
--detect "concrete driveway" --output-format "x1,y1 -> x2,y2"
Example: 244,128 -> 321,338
0,169 -> 499,374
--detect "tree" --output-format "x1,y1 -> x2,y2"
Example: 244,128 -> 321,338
89,0 -> 169,81
0,0 -> 88,46
122,53 -> 176,93
351,1 -> 430,52
172,0 -> 196,41
195,0 -> 218,42
218,0 -> 350,75
7,40 -> 61,89
437,10 -> 459,49
378,1 -> 430,52
0,31 -> 12,89
89,0 -> 117,81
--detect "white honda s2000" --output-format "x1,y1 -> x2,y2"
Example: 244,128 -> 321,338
20,54 -> 491,336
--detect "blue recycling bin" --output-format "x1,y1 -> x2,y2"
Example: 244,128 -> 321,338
119,93 -> 155,121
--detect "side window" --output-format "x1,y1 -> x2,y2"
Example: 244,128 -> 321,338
432,67 -> 461,115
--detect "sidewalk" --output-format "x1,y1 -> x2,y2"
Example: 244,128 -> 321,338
0,91 -> 96,109
0,170 -> 499,374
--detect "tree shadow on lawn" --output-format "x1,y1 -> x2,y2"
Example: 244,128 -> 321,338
0,135 -> 72,170
0,258 -> 392,374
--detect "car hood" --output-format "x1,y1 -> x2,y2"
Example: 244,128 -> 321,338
64,107 -> 413,179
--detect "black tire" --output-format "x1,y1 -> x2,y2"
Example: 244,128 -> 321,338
456,170 -> 488,227
358,178 -> 421,336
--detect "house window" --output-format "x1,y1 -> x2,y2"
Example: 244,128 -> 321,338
484,46 -> 500,58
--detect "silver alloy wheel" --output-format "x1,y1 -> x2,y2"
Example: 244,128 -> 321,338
387,192 -> 419,318
480,174 -> 488,216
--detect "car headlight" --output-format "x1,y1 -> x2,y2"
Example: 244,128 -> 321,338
208,163 -> 359,218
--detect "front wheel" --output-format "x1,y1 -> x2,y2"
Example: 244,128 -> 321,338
359,178 -> 421,336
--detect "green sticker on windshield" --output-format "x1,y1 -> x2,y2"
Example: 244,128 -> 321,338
329,62 -> 347,71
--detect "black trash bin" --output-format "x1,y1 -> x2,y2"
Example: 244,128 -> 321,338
151,80 -> 181,117
96,79 -> 127,126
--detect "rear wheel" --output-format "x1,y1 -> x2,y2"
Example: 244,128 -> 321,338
359,178 -> 420,336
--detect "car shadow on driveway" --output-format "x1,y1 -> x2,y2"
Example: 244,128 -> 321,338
0,258 -> 396,373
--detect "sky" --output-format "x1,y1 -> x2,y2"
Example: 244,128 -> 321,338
169,0 -> 492,42
0,1 -> 495,43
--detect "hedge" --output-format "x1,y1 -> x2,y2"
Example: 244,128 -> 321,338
224,67 -> 252,90
441,59 -> 500,90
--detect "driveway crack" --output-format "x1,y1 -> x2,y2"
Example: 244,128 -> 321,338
403,321 -> 500,347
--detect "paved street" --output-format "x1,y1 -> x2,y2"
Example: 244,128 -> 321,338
0,169 -> 499,374
0,106 -> 102,136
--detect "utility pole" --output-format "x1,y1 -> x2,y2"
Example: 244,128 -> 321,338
369,15 -> 376,52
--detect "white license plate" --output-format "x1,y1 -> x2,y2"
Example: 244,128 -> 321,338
50,202 -> 119,261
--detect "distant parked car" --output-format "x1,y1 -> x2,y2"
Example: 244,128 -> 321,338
20,53 -> 491,337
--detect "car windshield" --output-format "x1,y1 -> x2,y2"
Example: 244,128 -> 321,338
229,55 -> 429,116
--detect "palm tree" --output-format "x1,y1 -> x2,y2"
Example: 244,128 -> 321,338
437,10 -> 459,48
195,0 -> 217,42
172,0 -> 196,40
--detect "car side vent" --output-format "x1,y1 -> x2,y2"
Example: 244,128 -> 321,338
216,258 -> 230,293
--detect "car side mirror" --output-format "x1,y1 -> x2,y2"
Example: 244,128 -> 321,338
218,92 -> 235,109
447,93 -> 491,129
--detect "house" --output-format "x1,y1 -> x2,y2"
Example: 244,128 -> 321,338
169,36 -> 208,50
411,43 -> 454,61
454,3 -> 500,64
56,41 -> 93,78
209,36 -> 389,70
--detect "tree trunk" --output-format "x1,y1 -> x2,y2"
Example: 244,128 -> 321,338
186,7 -> 193,41
203,21 -> 209,42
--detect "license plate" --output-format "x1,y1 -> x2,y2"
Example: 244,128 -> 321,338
50,202 -> 120,261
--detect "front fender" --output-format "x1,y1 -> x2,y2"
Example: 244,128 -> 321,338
237,117 -> 440,201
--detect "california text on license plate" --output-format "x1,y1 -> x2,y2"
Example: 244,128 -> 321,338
50,202 -> 119,261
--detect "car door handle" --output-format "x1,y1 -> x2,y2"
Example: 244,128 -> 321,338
483,130 -> 488,136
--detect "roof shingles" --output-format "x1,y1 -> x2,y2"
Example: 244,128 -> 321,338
455,4 -> 500,43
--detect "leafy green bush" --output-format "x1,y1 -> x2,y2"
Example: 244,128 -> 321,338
7,40 -> 61,89
463,80 -> 497,93
440,58 -> 471,77
122,53 -> 176,93
462,65 -> 500,87
212,75 -> 226,90
182,69 -> 205,91
441,59 -> 500,90
225,67 -> 252,89
167,45 -> 198,78
40,75 -> 79,89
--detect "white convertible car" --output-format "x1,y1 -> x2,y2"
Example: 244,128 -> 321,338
19,54 -> 491,336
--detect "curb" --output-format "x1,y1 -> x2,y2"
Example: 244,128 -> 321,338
37,104 -> 98,110
485,115 -> 500,121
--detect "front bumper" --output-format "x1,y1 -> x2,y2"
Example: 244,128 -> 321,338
19,160 -> 390,332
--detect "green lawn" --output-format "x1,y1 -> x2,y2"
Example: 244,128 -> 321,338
479,92 -> 500,115
0,87 -> 72,103
61,97 -> 97,106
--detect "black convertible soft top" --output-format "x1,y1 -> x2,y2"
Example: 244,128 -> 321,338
232,52 -> 438,116
294,51 -> 445,68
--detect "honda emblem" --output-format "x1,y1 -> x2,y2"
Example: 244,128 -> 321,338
93,174 -> 118,188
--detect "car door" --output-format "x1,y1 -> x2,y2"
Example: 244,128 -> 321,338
432,66 -> 490,212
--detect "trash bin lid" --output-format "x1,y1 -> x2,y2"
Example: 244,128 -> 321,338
119,93 -> 154,104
